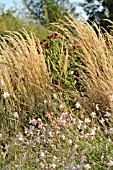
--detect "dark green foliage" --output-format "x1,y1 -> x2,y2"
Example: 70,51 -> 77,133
80,0 -> 113,31
23,0 -> 77,27
0,9 -> 23,36
0,6 -> 51,40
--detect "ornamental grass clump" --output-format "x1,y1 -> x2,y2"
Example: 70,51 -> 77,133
54,14 -> 113,119
0,15 -> 113,170
0,30 -> 51,132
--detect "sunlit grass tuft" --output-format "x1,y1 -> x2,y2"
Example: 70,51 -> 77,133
53,14 -> 113,118
0,29 -> 51,133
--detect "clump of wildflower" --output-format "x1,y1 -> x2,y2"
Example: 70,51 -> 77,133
29,125 -> 35,134
29,118 -> 37,125
60,112 -> 68,119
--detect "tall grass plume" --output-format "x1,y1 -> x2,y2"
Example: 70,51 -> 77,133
53,14 -> 113,120
0,30 -> 51,132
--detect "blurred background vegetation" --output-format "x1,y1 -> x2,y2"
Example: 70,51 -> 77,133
80,0 -> 113,32
0,0 -> 113,39
0,0 -> 77,40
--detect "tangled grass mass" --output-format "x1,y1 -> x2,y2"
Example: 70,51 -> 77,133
0,14 -> 113,169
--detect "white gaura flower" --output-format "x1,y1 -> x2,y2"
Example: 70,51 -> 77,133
51,163 -> 56,169
40,152 -> 45,158
109,94 -> 113,101
17,133 -> 24,141
68,139 -> 73,145
75,102 -> 81,109
2,92 -> 10,99
90,128 -> 96,136
84,164 -> 91,169
90,112 -> 96,118
104,112 -> 111,117
62,135 -> 66,140
0,133 -> 2,138
108,160 -> 113,167
48,131 -> 53,137
99,118 -> 105,124
85,118 -> 91,123
0,79 -> 4,86
108,128 -> 113,134
14,112 -> 19,119
29,118 -> 37,125
95,104 -> 99,111
59,104 -> 65,109
74,144 -> 79,149
71,71 -> 74,74
44,99 -> 47,104
53,93 -> 58,99
78,120 -> 83,129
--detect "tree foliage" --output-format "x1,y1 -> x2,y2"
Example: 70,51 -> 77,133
0,5 -> 51,40
0,9 -> 23,36
80,0 -> 113,31
22,0 -> 76,26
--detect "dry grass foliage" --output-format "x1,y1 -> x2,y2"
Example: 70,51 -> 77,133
0,30 -> 50,114
1,15 -> 113,118
54,14 -> 113,115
